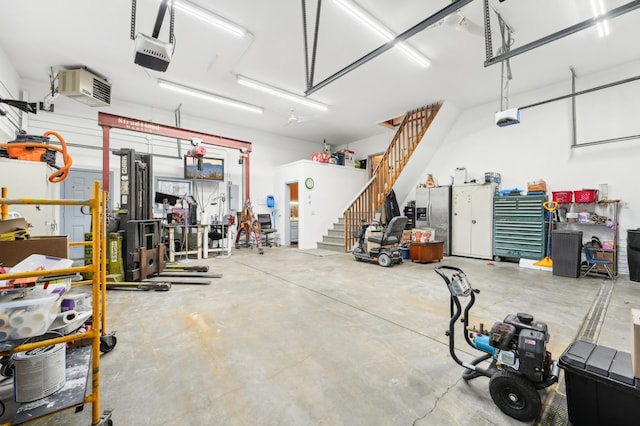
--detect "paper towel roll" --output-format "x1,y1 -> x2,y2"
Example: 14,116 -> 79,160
9,310 -> 28,328
50,310 -> 79,330
27,311 -> 47,325
16,323 -> 45,339
0,314 -> 10,329
56,310 -> 78,324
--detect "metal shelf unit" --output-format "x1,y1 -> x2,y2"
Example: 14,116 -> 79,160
0,182 -> 113,425
493,194 -> 546,260
555,201 -> 620,275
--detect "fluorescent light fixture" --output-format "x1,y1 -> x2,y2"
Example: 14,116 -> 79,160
236,75 -> 329,112
590,0 -> 610,37
158,79 -> 263,114
333,0 -> 431,68
167,0 -> 246,37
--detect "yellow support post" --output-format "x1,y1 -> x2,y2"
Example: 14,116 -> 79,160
91,181 -> 101,425
101,190 -> 108,338
1,187 -> 7,220
0,182 -> 111,424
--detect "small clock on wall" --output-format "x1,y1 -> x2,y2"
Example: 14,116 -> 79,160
305,177 -> 315,189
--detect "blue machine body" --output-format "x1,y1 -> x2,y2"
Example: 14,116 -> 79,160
473,334 -> 496,356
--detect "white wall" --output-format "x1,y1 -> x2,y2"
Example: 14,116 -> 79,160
5,78 -> 322,225
342,60 -> 640,274
0,47 -> 21,140
274,160 -> 367,249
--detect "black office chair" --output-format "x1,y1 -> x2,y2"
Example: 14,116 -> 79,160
257,213 -> 277,247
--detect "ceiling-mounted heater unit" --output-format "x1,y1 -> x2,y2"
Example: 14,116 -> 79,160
57,68 -> 112,107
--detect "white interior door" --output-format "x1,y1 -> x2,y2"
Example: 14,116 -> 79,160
470,184 -> 494,259
452,186 -> 471,256
62,170 -> 103,260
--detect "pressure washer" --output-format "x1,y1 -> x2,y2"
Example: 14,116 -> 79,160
434,265 -> 559,421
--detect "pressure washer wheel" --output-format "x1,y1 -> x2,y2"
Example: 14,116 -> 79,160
489,370 -> 541,422
378,253 -> 392,267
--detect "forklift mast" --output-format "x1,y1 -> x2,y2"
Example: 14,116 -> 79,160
113,148 -> 153,221
112,149 -> 164,281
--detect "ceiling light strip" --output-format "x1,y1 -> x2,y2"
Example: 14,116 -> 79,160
158,79 -> 263,114
168,0 -> 246,37
333,0 -> 431,68
590,0 -> 610,37
236,75 -> 329,111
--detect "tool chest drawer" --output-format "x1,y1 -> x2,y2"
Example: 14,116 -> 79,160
493,195 -> 546,260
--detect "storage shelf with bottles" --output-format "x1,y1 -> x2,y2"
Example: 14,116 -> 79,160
554,200 -> 620,274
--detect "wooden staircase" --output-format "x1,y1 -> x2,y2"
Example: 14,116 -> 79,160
340,102 -> 442,253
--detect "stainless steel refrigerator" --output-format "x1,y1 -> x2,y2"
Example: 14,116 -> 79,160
415,186 -> 452,255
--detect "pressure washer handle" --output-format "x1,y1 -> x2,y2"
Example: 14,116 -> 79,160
434,266 -> 476,297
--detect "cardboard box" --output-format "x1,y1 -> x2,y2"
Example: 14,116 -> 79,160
632,309 -> 640,378
411,228 -> 435,243
0,236 -> 69,267
402,230 -> 412,242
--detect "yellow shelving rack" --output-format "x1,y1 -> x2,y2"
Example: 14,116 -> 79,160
0,181 -> 113,425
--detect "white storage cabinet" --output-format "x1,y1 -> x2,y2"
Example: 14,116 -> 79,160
451,183 -> 496,259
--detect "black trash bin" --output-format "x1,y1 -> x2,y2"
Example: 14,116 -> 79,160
559,340 -> 640,426
628,229 -> 640,282
552,230 -> 583,278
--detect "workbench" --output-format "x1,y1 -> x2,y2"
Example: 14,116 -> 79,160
410,241 -> 444,263
203,222 -> 233,258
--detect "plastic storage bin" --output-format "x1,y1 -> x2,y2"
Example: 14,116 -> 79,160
559,340 -> 640,426
552,191 -> 572,204
0,293 -> 59,341
574,189 -> 598,203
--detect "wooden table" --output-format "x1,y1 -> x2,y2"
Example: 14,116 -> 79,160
410,241 -> 444,263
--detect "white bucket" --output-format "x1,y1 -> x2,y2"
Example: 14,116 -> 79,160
13,343 -> 66,402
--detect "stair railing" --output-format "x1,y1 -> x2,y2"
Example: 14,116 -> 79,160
342,103 -> 442,252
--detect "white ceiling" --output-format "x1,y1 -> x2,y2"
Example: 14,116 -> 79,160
1,0 -> 638,145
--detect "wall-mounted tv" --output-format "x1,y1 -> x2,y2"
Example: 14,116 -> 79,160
184,156 -> 224,181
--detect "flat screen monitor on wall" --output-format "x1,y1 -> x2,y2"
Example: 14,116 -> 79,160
184,156 -> 224,181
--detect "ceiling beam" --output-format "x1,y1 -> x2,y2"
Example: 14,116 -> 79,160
305,0 -> 473,95
485,0 -> 640,66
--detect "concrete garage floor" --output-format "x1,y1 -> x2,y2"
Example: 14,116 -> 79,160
5,246 -> 640,425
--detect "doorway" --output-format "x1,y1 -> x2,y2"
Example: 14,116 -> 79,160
286,182 -> 299,247
61,169 -> 110,260
369,153 -> 384,178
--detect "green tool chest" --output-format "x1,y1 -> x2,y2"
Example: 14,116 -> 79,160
493,194 -> 546,260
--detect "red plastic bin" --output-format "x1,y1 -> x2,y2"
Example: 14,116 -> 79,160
574,189 -> 598,203
552,191 -> 573,204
